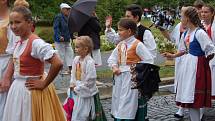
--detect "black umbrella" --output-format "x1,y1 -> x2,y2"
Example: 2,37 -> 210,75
68,0 -> 97,34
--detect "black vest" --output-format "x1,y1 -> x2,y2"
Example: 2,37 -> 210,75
135,25 -> 150,43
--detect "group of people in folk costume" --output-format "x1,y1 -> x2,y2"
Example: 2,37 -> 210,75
0,0 -> 66,121
1,0 -> 215,121
160,1 -> 215,121
106,1 -> 215,121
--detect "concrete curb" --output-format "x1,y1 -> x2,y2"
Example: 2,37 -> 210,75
57,77 -> 175,102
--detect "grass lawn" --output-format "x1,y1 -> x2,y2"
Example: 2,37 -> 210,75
97,65 -> 174,82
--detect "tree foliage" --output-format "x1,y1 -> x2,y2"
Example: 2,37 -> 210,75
8,0 -> 215,28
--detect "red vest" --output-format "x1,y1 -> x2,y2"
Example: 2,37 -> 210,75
19,34 -> 44,76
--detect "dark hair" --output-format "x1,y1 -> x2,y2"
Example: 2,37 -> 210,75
118,18 -> 137,34
12,6 -> 32,21
202,4 -> 215,22
193,0 -> 205,9
76,36 -> 93,54
125,4 -> 143,22
7,0 -> 10,7
184,6 -> 205,31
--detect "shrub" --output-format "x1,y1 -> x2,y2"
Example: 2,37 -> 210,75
100,35 -> 115,51
36,20 -> 53,27
36,27 -> 54,43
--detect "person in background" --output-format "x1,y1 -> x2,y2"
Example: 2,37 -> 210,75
105,4 -> 157,60
53,3 -> 74,74
201,4 -> 215,100
0,0 -> 19,121
193,0 -> 205,19
78,11 -> 102,66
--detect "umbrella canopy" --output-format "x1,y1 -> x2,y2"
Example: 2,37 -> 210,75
68,0 -> 97,34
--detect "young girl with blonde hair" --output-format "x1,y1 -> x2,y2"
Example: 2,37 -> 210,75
70,36 -> 106,121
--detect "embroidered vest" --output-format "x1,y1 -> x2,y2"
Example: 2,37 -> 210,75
118,40 -> 141,65
0,17 -> 9,54
75,62 -> 81,80
19,34 -> 44,76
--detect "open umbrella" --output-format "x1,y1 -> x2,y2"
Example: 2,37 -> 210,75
68,0 -> 97,34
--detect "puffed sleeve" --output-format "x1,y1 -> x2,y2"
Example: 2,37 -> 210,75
31,39 -> 57,61
196,29 -> 215,56
136,42 -> 154,64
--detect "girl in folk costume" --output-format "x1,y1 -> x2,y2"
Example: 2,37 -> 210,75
107,18 -> 153,120
159,6 -> 188,118
2,6 -> 66,121
0,0 -> 19,121
201,4 -> 215,99
70,36 -> 107,121
176,6 -> 215,121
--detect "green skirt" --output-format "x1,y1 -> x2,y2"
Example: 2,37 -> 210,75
90,93 -> 107,121
114,97 -> 148,121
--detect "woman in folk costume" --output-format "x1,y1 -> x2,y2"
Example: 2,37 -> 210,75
2,6 -> 66,121
107,18 -> 153,120
176,6 -> 215,121
70,36 -> 107,121
13,0 -> 36,32
201,4 -> 215,99
0,0 -> 19,121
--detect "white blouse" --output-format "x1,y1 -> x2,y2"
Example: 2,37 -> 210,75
70,55 -> 98,98
179,28 -> 215,57
13,38 -> 56,78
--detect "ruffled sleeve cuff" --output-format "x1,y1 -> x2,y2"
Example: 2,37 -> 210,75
31,39 -> 57,61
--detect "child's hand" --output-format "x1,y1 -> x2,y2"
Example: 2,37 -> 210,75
162,52 -> 175,58
112,66 -> 121,76
70,84 -> 76,91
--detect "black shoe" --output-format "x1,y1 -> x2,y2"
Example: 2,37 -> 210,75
174,113 -> 184,118
145,118 -> 149,121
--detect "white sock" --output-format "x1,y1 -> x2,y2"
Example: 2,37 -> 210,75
176,107 -> 184,116
200,108 -> 205,119
189,108 -> 200,121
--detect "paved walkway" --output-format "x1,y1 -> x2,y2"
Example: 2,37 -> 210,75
56,51 -> 215,120
101,94 -> 215,121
